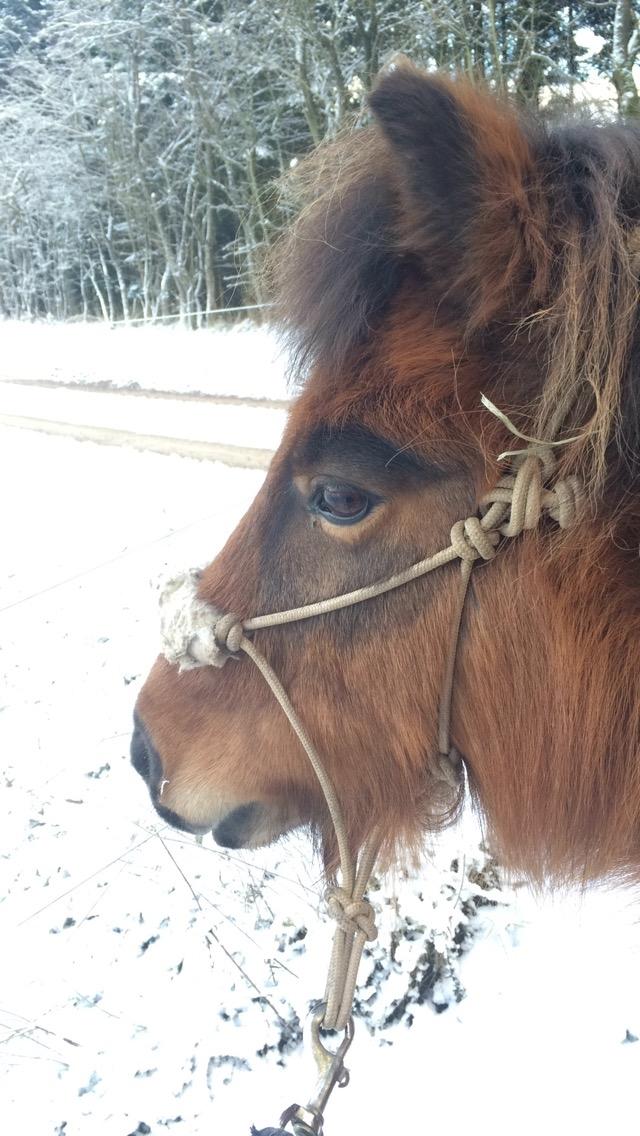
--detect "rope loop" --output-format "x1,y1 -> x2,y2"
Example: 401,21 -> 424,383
325,887 -> 378,942
497,452 -> 545,537
548,474 -> 584,530
214,611 -> 244,654
450,516 -> 500,562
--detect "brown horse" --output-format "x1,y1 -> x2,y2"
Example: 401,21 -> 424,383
132,63 -> 640,888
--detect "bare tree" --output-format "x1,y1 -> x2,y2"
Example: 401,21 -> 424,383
612,0 -> 640,115
0,0 -> 628,323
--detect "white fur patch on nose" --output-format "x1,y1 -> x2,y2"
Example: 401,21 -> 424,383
159,569 -> 229,671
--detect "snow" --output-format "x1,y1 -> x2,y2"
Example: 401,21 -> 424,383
0,320 -> 289,401
2,325 -> 640,1135
0,381 -> 287,452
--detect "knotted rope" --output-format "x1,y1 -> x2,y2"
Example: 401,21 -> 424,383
159,439 -> 583,1034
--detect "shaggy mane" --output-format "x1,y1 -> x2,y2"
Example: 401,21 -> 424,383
274,99 -> 640,507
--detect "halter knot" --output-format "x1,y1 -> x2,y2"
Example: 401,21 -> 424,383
547,474 -> 584,530
496,452 -> 549,537
326,886 -> 378,942
214,611 -> 245,655
479,449 -> 583,542
432,747 -> 463,789
450,516 -> 500,562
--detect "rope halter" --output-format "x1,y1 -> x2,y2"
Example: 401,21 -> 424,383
158,422 -> 584,1132
159,440 -> 583,1019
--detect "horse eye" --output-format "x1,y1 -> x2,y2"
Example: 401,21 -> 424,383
311,483 -> 371,525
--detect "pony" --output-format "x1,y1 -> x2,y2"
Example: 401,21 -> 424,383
131,62 -> 640,889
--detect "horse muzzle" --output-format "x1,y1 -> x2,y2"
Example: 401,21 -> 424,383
130,711 -> 209,834
131,711 -> 300,846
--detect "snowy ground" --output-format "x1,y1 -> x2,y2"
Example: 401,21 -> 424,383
2,324 -> 640,1136
0,321 -> 288,401
0,381 -> 287,453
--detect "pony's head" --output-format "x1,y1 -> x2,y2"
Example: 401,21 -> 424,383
133,65 -> 640,883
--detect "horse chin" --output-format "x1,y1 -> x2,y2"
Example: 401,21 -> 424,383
212,801 -> 300,850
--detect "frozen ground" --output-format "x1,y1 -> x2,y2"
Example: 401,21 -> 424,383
2,325 -> 640,1136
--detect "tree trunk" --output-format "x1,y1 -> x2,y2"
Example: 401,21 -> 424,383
613,0 -> 640,116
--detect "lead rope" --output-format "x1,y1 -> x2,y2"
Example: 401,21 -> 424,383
159,428 -> 584,1132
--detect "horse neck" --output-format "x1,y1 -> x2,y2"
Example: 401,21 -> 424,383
453,537 -> 640,884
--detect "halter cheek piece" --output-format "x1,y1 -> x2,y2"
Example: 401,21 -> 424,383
159,436 -> 583,1134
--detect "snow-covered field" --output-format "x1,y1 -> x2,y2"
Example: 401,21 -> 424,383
2,324 -> 640,1136
0,321 -> 288,401
0,381 -> 287,453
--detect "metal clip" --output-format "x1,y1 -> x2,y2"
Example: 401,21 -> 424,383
279,1008 -> 355,1135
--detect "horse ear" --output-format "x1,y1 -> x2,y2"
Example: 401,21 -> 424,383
369,64 -> 545,324
369,65 -> 480,257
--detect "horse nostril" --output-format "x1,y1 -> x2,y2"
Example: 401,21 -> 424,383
130,713 -> 162,790
130,725 -> 150,780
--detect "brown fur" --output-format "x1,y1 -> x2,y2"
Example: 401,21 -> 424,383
135,65 -> 640,886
